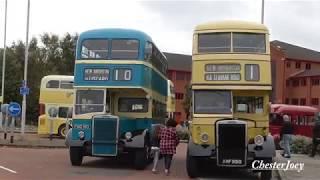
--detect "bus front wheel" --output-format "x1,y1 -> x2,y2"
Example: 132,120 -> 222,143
134,146 -> 148,170
70,147 -> 83,166
260,158 -> 273,180
186,152 -> 199,178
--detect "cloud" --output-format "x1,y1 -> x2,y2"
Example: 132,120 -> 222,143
0,0 -> 319,54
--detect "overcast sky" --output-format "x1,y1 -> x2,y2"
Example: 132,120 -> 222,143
0,0 -> 319,55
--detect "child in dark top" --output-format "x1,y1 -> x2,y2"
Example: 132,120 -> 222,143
159,118 -> 179,176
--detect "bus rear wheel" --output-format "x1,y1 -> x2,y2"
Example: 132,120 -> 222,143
58,124 -> 67,138
70,147 -> 83,166
186,152 -> 199,178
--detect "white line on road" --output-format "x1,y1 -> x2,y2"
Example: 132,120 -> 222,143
0,166 -> 17,174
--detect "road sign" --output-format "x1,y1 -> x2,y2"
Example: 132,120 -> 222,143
20,87 -> 30,96
8,102 -> 21,117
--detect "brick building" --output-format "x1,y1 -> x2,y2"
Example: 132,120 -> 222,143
271,40 -> 320,109
164,52 -> 192,123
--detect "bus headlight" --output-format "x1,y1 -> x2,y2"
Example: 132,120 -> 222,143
125,132 -> 132,140
254,135 -> 264,146
78,131 -> 85,140
200,132 -> 209,143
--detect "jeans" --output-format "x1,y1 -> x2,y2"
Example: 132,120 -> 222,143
311,139 -> 320,156
283,134 -> 292,157
164,154 -> 173,170
152,147 -> 160,170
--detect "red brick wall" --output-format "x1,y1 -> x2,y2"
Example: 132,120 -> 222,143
168,70 -> 191,124
271,45 -> 320,110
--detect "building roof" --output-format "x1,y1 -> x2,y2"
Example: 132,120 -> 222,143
271,40 -> 320,62
164,52 -> 192,71
195,20 -> 268,32
291,69 -> 320,78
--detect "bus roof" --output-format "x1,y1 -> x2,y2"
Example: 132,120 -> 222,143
78,28 -> 153,43
41,75 -> 74,87
195,20 -> 268,32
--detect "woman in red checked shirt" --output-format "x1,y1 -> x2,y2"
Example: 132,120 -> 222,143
159,118 -> 179,176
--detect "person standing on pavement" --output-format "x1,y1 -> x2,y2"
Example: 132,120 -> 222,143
151,124 -> 162,173
310,119 -> 320,157
159,118 -> 179,176
280,114 -> 294,158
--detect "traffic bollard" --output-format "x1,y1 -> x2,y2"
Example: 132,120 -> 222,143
9,117 -> 15,143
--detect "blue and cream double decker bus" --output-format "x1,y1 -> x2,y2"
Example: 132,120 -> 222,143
66,29 -> 168,169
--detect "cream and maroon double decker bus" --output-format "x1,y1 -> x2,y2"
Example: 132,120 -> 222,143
187,20 -> 275,180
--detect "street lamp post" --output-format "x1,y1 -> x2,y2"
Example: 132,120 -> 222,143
21,0 -> 30,135
1,0 -> 8,104
261,0 -> 265,24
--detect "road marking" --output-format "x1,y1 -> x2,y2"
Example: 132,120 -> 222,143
0,166 -> 17,174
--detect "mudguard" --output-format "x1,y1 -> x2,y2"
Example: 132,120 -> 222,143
187,138 -> 216,157
65,128 -> 86,147
248,134 -> 276,158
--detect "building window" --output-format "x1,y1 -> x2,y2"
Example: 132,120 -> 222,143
286,80 -> 290,87
285,98 -> 289,104
176,72 -> 185,80
291,98 -> 299,105
311,98 -> 319,106
175,93 -> 184,100
300,98 -> 306,106
286,62 -> 291,68
312,79 -> 320,86
301,79 -> 307,86
306,63 -> 311,70
295,62 -> 301,69
292,79 -> 299,87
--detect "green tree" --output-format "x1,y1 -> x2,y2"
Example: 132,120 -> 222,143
182,83 -> 192,120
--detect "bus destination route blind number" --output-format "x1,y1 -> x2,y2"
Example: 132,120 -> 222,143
84,68 -> 109,81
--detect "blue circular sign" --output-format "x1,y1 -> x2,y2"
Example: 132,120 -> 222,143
8,102 -> 21,117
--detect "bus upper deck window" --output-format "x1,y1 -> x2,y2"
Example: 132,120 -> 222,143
233,33 -> 266,53
198,33 -> 231,53
111,39 -> 139,59
144,42 -> 152,60
81,40 -> 108,59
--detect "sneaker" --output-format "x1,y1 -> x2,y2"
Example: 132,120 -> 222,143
165,169 -> 169,176
284,154 -> 291,158
152,169 -> 158,174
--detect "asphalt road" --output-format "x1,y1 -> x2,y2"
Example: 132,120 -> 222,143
0,143 -> 277,180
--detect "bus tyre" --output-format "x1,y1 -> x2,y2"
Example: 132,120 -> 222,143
58,124 -> 67,138
134,147 -> 148,170
260,159 -> 273,180
186,153 -> 198,178
70,147 -> 83,166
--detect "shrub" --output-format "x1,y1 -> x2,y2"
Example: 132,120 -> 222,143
290,135 -> 312,154
176,124 -> 190,140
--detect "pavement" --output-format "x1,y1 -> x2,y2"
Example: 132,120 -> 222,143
275,150 -> 320,180
0,132 -> 66,148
